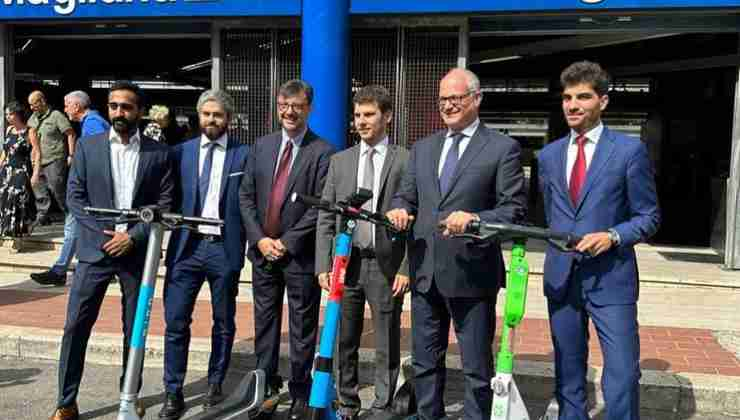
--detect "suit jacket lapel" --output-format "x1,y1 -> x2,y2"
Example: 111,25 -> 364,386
100,134 -> 114,208
348,144 -> 360,197
219,139 -> 237,202
430,133 -> 444,201
132,138 -> 153,204
282,130 -> 313,205
574,127 -> 616,213
440,126 -> 486,203
377,145 -> 397,207
187,140 -> 200,214
555,135 -> 572,209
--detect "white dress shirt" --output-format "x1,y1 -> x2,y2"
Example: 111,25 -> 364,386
566,122 -> 603,185
109,130 -> 141,232
438,118 -> 480,177
356,137 -> 389,246
274,127 -> 307,177
198,134 -> 228,235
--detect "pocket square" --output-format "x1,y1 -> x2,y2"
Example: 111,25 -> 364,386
228,171 -> 245,177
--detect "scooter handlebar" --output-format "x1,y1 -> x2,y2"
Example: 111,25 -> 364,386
84,206 -> 223,227
449,220 -> 581,252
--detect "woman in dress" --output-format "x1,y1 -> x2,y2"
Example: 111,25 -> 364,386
0,100 -> 36,237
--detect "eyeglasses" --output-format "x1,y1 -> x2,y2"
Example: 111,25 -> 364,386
277,102 -> 307,113
108,102 -> 136,112
438,90 -> 476,109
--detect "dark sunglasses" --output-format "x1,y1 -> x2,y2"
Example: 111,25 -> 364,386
108,102 -> 136,111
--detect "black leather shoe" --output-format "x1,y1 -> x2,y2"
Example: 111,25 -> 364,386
288,398 -> 309,420
158,392 -> 185,420
31,270 -> 67,286
203,383 -> 224,409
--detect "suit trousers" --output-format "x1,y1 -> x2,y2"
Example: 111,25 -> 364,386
163,238 -> 239,394
337,254 -> 402,415
32,157 -> 68,218
547,279 -> 641,420
252,261 -> 321,399
412,281 -> 496,420
57,259 -> 143,408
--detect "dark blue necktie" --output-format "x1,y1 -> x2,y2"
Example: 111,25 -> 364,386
439,133 -> 464,195
198,142 -> 216,213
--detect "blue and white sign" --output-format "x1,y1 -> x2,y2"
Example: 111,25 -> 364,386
1,0 -> 739,20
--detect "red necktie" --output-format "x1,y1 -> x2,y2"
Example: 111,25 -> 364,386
569,135 -> 587,205
265,141 -> 293,238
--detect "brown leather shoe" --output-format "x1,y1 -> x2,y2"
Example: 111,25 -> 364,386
49,404 -> 79,420
135,399 -> 146,418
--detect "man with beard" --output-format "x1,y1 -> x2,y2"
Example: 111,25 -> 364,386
50,81 -> 174,420
240,79 -> 335,420
158,90 -> 249,420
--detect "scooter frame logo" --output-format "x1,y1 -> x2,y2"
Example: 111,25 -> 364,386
581,0 -> 605,3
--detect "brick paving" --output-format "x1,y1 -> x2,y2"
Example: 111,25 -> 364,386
2,288 -> 738,376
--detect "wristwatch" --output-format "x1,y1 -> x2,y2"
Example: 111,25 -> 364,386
607,228 -> 620,246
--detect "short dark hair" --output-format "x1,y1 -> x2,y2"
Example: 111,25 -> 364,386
278,79 -> 314,105
560,61 -> 610,96
4,100 -> 28,123
109,80 -> 145,108
353,85 -> 393,114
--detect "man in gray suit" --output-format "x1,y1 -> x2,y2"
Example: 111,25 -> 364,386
387,68 -> 526,420
316,85 -> 409,420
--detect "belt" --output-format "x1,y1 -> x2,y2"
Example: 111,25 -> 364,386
193,232 -> 223,243
353,247 -> 376,259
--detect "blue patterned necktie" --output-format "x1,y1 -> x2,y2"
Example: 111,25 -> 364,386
439,133 -> 464,195
198,142 -> 216,213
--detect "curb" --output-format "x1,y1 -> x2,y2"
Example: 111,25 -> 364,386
1,325 -> 738,417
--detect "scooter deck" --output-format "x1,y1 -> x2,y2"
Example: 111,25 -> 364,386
186,370 -> 269,420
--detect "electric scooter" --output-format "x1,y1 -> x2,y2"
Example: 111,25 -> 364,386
290,190 -> 411,420
451,221 -> 581,420
84,206 -> 267,420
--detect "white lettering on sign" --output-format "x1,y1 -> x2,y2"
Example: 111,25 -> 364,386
1,0 -> 177,16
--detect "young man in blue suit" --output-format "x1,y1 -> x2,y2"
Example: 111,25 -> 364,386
239,79 -> 335,420
50,81 -> 174,420
537,61 -> 660,420
159,90 -> 249,420
387,68 -> 526,420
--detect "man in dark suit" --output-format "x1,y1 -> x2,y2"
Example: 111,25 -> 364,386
387,68 -> 526,420
158,90 -> 249,420
239,79 -> 335,420
315,85 -> 409,420
537,61 -> 660,420
49,81 -> 174,420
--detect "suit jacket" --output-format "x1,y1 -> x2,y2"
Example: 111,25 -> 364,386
239,129 -> 335,274
165,136 -> 250,272
315,143 -> 409,280
67,130 -> 174,265
391,125 -> 527,298
537,126 -> 660,305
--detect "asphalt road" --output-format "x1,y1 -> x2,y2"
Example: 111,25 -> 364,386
0,357 -> 736,420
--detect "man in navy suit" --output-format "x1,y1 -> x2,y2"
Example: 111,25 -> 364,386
387,68 -> 526,420
537,61 -> 660,420
239,79 -> 335,420
50,81 -> 173,420
158,90 -> 249,420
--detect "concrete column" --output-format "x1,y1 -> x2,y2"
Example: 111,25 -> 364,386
724,64 -> 740,269
210,22 -> 223,90
301,0 -> 350,150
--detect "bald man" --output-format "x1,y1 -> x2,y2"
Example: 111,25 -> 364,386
387,68 -> 526,420
27,90 -> 76,229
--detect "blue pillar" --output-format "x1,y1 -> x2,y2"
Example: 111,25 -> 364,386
301,0 -> 350,151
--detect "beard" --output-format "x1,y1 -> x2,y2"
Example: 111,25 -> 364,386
112,117 -> 137,135
201,124 -> 226,141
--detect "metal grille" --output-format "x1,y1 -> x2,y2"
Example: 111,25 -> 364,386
222,29 -> 272,144
349,28 -> 399,146
276,29 -> 302,131
402,28 -> 458,147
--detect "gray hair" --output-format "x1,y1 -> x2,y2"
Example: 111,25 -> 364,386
460,68 -> 480,92
197,89 -> 235,118
64,90 -> 91,109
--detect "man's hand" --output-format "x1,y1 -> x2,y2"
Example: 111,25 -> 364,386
440,211 -> 478,236
257,238 -> 286,261
102,230 -> 134,257
392,274 -> 410,297
30,172 -> 40,187
386,209 -> 414,231
318,272 -> 331,291
575,232 -> 613,257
